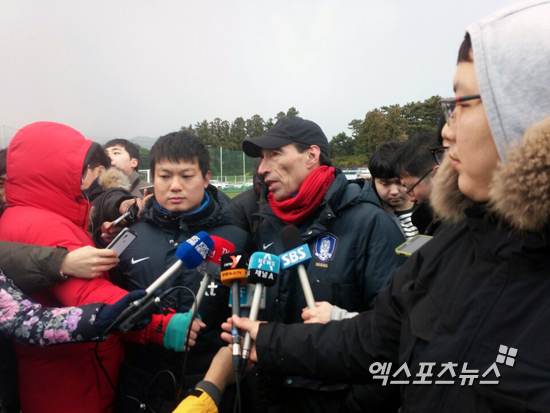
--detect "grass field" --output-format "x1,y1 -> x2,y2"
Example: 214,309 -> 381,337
225,191 -> 243,199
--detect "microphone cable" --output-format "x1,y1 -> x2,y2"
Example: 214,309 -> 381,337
93,285 -> 197,412
233,366 -> 243,413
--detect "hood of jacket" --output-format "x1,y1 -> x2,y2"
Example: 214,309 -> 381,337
98,168 -> 131,191
6,122 -> 93,229
84,168 -> 132,203
326,169 -> 382,214
467,0 -> 550,162
432,1 -> 550,231
432,117 -> 550,232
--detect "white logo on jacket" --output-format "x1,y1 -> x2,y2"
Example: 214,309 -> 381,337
131,257 -> 150,265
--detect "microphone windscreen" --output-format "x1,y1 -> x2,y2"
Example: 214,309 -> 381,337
281,225 -> 303,251
247,252 -> 280,287
220,252 -> 249,287
207,236 -> 235,265
175,231 -> 214,268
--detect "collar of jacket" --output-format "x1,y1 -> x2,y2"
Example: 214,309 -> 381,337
128,170 -> 142,192
84,169 -> 132,203
141,188 -> 233,231
259,169 -> 383,241
99,168 -> 132,192
432,117 -> 550,233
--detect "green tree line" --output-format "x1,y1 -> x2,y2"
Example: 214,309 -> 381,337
330,95 -> 442,168
137,97 -> 442,175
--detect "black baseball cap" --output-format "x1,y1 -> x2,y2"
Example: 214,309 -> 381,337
242,116 -> 330,158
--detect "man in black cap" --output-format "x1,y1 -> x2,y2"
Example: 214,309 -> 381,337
242,116 -> 405,412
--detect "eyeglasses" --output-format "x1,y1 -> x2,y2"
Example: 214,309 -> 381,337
404,169 -> 432,196
429,146 -> 449,165
440,95 -> 481,126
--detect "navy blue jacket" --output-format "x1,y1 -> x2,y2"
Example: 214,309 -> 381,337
256,170 -> 406,324
257,206 -> 550,412
254,170 -> 405,402
112,187 -> 253,411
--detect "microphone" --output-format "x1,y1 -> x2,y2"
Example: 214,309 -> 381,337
117,232 -> 214,333
144,231 -> 214,298
190,236 -> 235,318
220,252 -> 249,370
231,282 -> 267,319
280,225 -> 315,309
242,252 -> 280,361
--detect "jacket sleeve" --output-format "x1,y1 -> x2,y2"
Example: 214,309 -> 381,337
256,253 -> 417,384
0,272 -> 102,345
0,240 -> 68,295
96,189 -> 134,222
51,274 -> 172,345
173,381 -> 221,413
91,188 -> 134,247
360,208 -> 407,309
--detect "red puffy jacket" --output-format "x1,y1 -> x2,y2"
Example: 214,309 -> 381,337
0,122 -> 168,413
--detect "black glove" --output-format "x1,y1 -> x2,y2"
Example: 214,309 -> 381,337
94,290 -> 148,335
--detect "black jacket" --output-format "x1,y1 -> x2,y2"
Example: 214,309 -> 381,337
256,170 -> 406,324
112,187 -> 253,412
257,207 -> 550,412
411,202 -> 441,236
84,168 -> 134,246
254,170 -> 405,406
254,117 -> 550,412
229,181 -> 269,243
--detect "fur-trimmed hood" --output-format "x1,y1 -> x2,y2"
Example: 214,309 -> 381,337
432,117 -> 550,232
97,168 -> 131,192
84,167 -> 132,205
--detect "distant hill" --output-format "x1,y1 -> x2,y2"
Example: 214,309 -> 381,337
84,135 -> 157,150
130,136 -> 157,150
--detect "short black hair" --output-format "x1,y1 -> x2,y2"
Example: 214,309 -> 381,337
87,143 -> 111,169
458,32 -> 473,64
0,149 -> 6,176
104,138 -> 140,169
293,142 -> 332,167
82,142 -> 110,178
393,132 -> 439,178
149,131 -> 210,178
368,141 -> 404,180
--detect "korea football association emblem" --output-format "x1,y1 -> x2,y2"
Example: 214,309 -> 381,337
314,234 -> 337,262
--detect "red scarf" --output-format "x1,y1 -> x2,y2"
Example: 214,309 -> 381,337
268,166 -> 335,225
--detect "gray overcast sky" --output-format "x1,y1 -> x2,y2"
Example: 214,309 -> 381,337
0,0 -> 516,145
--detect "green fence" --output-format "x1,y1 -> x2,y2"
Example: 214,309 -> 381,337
139,148 -> 256,193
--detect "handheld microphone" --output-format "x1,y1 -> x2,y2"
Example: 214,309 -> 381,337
145,231 -> 214,298
118,293 -> 164,333
221,252 -> 249,370
280,225 -> 315,309
117,232 -> 214,333
233,283 -> 267,312
190,236 -> 235,318
242,252 -> 280,361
